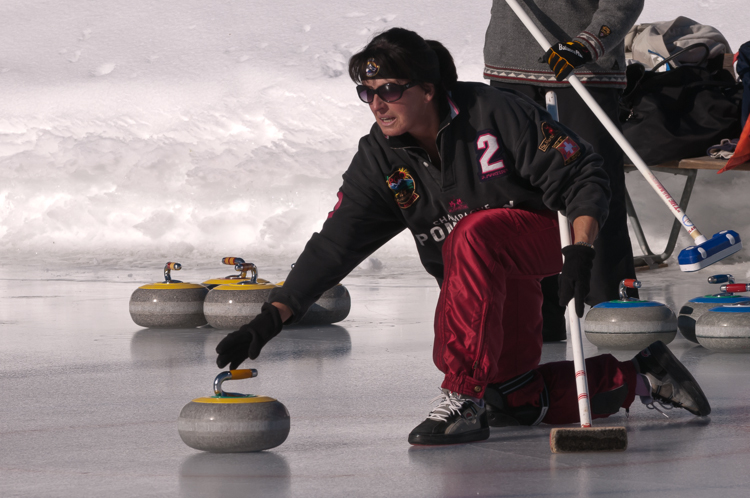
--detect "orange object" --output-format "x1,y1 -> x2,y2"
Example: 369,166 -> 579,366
718,115 -> 750,173
622,279 -> 638,289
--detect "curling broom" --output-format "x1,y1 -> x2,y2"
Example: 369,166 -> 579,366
546,91 -> 627,453
505,0 -> 742,272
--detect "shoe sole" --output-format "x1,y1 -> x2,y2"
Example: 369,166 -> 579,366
408,427 -> 490,446
647,340 -> 711,416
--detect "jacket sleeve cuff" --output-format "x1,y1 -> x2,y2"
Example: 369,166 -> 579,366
267,287 -> 305,325
565,205 -> 608,232
574,32 -> 605,62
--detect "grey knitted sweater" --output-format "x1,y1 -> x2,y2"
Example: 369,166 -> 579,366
484,0 -> 644,88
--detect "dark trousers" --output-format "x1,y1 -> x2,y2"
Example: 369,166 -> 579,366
490,81 -> 637,306
435,208 -> 636,422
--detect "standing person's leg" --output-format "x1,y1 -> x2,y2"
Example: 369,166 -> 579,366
409,208 -> 560,445
555,86 -> 638,304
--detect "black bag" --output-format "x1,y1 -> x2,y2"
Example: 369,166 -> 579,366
619,43 -> 743,165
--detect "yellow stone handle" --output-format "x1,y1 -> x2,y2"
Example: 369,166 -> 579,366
214,369 -> 258,397
229,369 -> 258,380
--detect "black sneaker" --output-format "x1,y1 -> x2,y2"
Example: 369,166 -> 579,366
408,389 -> 490,445
634,340 -> 711,416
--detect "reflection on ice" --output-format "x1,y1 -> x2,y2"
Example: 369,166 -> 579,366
179,452 -> 291,498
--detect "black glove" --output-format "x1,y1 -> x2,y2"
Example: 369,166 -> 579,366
541,40 -> 592,81
215,302 -> 284,369
558,244 -> 596,318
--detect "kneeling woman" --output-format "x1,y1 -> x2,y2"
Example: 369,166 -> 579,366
216,28 -> 709,445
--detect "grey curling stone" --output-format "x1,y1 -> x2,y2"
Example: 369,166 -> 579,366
178,370 -> 290,453
203,282 -> 277,329
297,284 -> 351,325
584,300 -> 677,350
696,304 -> 750,352
129,283 -> 208,328
678,295 -> 750,343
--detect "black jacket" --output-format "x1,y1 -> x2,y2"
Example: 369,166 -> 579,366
268,82 -> 610,322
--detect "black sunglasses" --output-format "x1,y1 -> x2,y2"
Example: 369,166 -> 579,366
356,82 -> 416,103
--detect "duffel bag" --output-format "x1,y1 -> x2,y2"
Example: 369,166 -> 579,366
619,43 -> 743,165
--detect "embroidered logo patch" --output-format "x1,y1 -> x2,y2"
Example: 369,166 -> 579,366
599,25 -> 612,38
475,130 -> 508,182
365,58 -> 380,78
448,198 -> 468,213
538,121 -> 560,152
387,168 -> 420,209
553,136 -> 582,165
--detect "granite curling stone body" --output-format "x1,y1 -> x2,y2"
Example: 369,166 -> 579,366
299,283 -> 351,325
278,273 -> 351,325
584,279 -> 677,350
129,262 -> 208,328
678,274 -> 750,343
696,283 -> 750,352
203,260 -> 278,329
178,369 -> 290,453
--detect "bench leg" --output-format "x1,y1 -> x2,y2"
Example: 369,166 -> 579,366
626,169 -> 698,268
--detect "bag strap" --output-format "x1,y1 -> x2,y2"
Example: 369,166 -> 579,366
651,43 -> 710,72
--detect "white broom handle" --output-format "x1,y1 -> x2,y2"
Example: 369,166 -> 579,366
548,89 -> 593,428
504,0 -> 707,244
557,212 -> 593,428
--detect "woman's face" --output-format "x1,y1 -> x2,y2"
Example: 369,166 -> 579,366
363,78 -> 436,138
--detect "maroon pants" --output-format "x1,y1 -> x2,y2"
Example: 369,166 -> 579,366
434,208 -> 636,424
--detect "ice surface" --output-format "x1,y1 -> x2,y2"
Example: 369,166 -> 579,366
3,261 -> 750,497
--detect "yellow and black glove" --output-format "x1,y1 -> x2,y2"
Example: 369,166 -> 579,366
542,40 -> 592,81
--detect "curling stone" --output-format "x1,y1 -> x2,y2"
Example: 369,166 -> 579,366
203,261 -> 278,329
178,369 -> 290,453
584,279 -> 677,350
298,283 -> 351,325
202,257 -> 272,289
129,262 -> 208,328
695,283 -> 750,352
277,265 -> 351,325
678,274 -> 750,343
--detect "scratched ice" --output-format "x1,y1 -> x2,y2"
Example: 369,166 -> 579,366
2,259 -> 750,497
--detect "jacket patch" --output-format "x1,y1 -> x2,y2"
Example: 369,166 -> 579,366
475,130 -> 508,182
387,168 -> 420,209
538,121 -> 561,152
448,198 -> 468,213
599,25 -> 611,38
553,136 -> 582,165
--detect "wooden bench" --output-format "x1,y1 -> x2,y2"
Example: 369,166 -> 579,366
624,156 -> 749,269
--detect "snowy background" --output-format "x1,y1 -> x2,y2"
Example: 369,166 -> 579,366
1,0 -> 747,278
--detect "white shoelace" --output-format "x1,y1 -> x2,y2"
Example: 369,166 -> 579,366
426,390 -> 470,422
645,400 -> 673,418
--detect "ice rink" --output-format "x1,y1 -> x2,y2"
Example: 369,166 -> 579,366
2,259 -> 750,497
